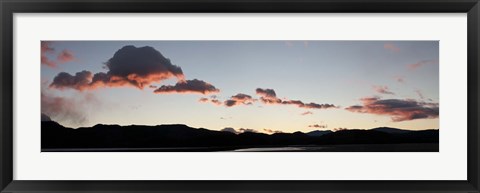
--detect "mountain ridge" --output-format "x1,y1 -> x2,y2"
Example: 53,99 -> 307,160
42,119 -> 439,151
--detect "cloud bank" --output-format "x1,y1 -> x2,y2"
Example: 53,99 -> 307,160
49,71 -> 94,91
224,93 -> 256,107
199,93 -> 256,107
50,45 -> 219,94
154,79 -> 219,95
345,97 -> 439,122
51,45 -> 185,90
256,88 -> 337,110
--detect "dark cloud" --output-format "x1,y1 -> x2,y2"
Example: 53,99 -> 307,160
238,128 -> 259,133
263,128 -> 283,134
333,128 -> 348,132
50,45 -> 189,90
88,72 -> 130,89
281,100 -> 304,106
49,71 -> 93,91
50,45 -> 219,95
302,102 -> 337,109
308,124 -> 328,129
221,127 -> 261,134
199,95 -> 222,105
154,79 -> 219,94
199,94 -> 257,107
104,45 -> 184,88
256,88 -> 277,98
345,97 -> 439,122
199,97 -> 209,102
373,85 -> 395,95
256,88 -> 281,104
256,88 -> 338,110
223,100 -> 236,107
224,93 -> 256,107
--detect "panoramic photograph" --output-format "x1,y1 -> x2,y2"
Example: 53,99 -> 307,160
41,41 -> 439,152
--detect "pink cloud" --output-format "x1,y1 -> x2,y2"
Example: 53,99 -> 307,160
373,85 -> 395,95
50,46 -> 219,94
199,94 -> 257,107
345,97 -> 439,122
407,60 -> 437,71
199,96 -> 222,106
49,71 -> 94,91
256,88 -> 337,110
41,42 -> 57,68
50,45 -> 187,90
57,49 -> 75,63
154,79 -> 220,95
384,43 -> 400,52
224,93 -> 256,107
41,42 -> 76,67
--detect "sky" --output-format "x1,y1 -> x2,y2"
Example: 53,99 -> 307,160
41,41 -> 439,134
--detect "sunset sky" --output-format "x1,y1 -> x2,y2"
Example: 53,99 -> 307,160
41,41 -> 439,133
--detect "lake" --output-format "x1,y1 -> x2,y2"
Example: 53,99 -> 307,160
42,143 -> 439,152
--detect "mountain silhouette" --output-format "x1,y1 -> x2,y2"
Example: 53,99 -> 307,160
306,130 -> 333,137
41,119 -> 439,152
41,113 -> 52,122
371,127 -> 412,134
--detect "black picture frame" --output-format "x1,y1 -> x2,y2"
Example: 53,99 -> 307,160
1,0 -> 479,192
